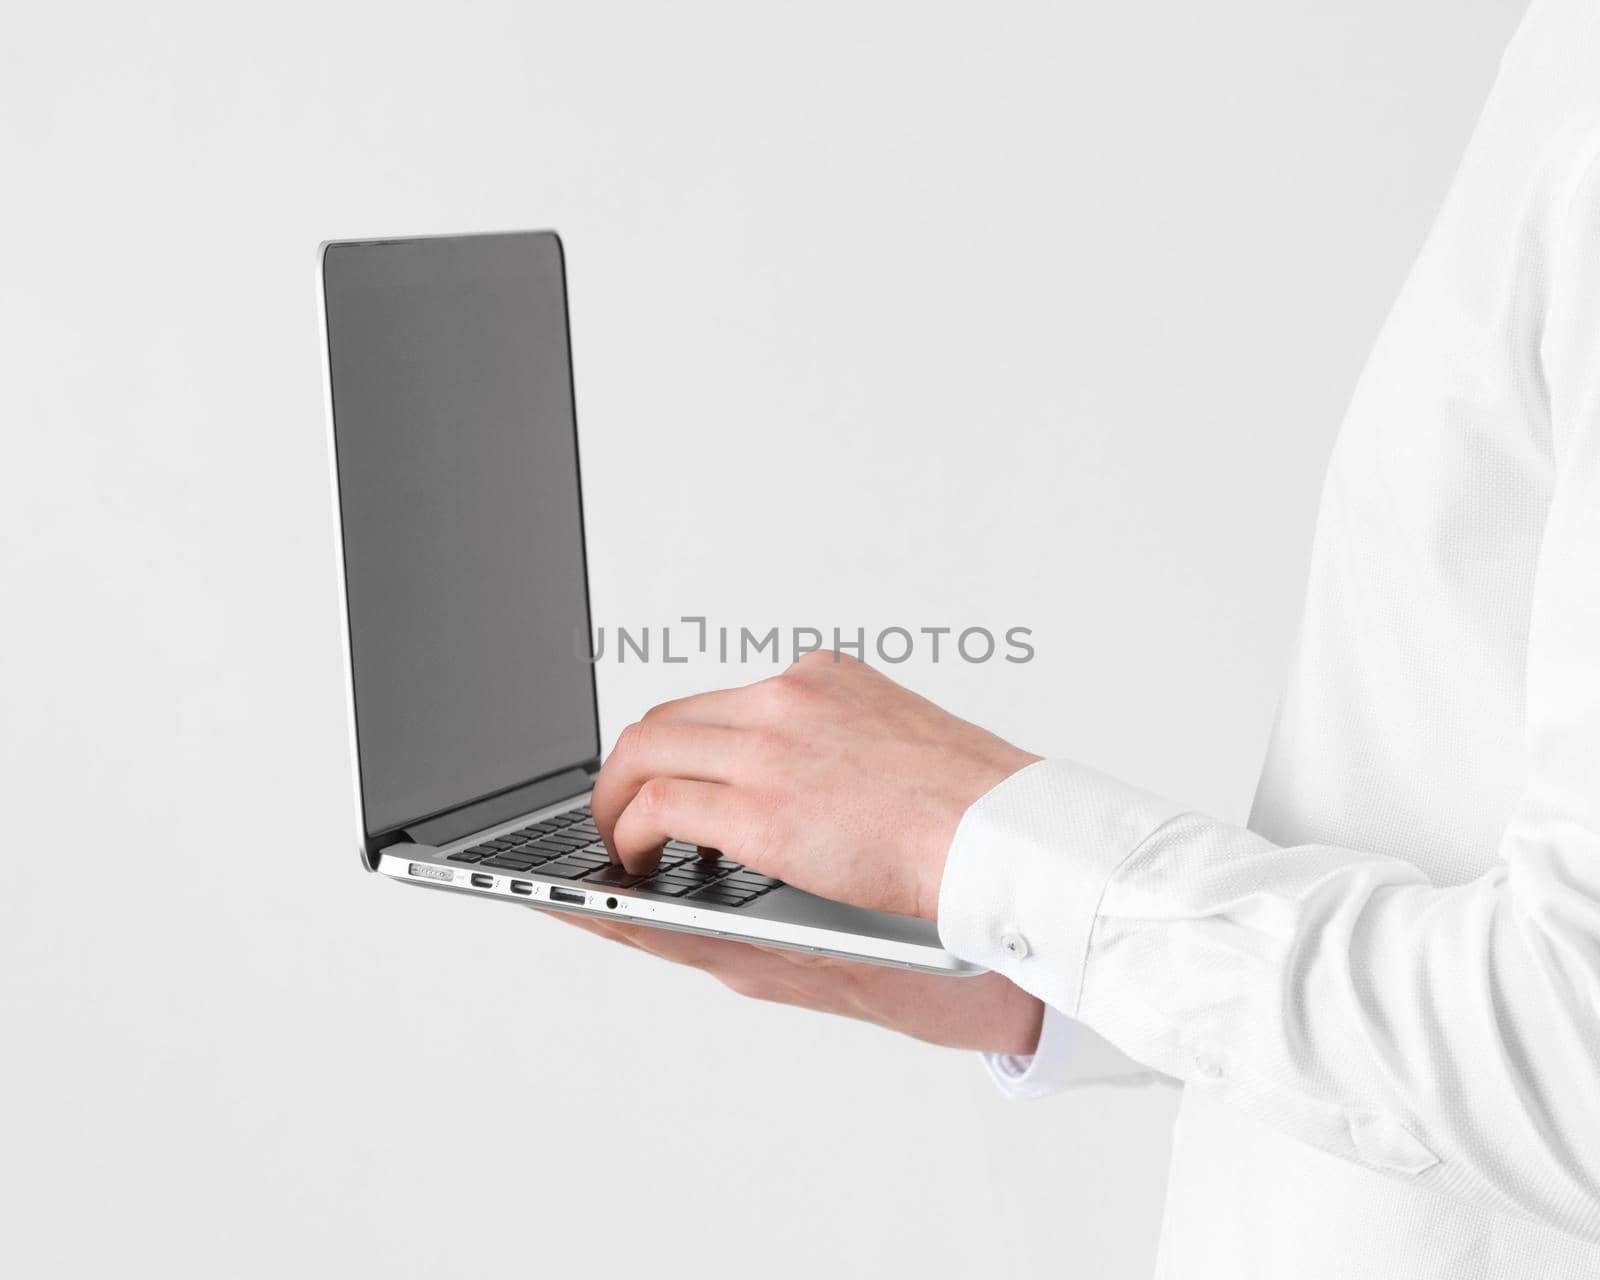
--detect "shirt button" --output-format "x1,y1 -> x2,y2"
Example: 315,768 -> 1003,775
1000,932 -> 1030,960
1190,1051 -> 1224,1080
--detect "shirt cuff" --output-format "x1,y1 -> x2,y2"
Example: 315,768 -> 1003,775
936,757 -> 1185,1017
984,1003 -> 1157,1099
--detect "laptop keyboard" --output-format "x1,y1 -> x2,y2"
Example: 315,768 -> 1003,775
444,806 -> 783,908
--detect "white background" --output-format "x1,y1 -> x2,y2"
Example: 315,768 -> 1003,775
1,3 -> 1523,1276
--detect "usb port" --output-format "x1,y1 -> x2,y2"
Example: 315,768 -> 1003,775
509,880 -> 534,896
470,873 -> 495,890
547,886 -> 585,906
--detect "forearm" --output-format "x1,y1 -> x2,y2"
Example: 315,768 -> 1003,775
940,760 -> 1600,1241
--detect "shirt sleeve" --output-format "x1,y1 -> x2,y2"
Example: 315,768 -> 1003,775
939,159 -> 1600,1242
983,1003 -> 1161,1099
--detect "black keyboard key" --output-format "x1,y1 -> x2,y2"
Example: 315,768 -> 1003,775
698,871 -> 755,887
448,847 -> 492,862
636,879 -> 695,897
520,839 -> 572,857
693,878 -> 756,895
482,855 -> 536,870
693,887 -> 759,907
537,861 -> 593,879
724,871 -> 781,889
584,865 -> 644,888
674,866 -> 730,883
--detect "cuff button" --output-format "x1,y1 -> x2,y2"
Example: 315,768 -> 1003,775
1000,932 -> 1030,960
1190,1051 -> 1224,1081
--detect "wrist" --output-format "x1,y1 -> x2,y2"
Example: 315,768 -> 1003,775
991,990 -> 1045,1057
919,748 -> 1041,921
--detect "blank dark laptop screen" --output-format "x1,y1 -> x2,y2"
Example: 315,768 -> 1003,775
323,232 -> 599,836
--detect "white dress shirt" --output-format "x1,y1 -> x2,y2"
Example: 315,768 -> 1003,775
937,3 -> 1600,1275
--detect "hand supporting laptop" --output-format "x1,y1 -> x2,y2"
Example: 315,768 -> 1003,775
545,650 -> 1047,1055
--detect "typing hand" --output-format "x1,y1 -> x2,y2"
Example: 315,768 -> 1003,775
591,652 -> 1038,921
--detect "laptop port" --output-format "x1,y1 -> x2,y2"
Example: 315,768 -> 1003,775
547,886 -> 586,906
605,897 -> 619,910
509,880 -> 534,896
470,873 -> 495,889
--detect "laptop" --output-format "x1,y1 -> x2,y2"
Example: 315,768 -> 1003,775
318,230 -> 979,975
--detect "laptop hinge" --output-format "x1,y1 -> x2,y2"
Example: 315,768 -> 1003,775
401,764 -> 597,849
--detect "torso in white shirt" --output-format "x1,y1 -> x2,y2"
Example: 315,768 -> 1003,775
1161,3 -> 1600,1275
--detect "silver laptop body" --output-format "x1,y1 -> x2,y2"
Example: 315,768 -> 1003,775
318,230 -> 978,976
